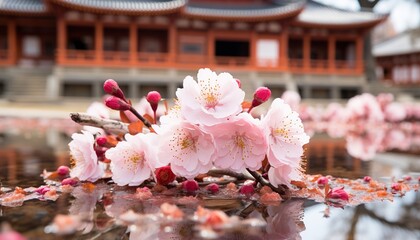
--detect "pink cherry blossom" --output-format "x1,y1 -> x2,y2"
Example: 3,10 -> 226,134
105,133 -> 163,186
84,102 -> 110,135
176,68 -> 245,126
207,113 -> 267,172
346,127 -> 385,160
156,121 -> 216,179
268,163 -> 302,187
281,90 -> 301,111
384,102 -> 407,122
69,131 -> 104,182
346,93 -> 384,123
262,98 -> 310,169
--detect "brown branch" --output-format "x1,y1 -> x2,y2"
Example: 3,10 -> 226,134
70,113 -> 129,135
246,168 -> 289,199
207,169 -> 253,181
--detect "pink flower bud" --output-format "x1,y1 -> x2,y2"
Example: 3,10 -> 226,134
57,166 -> 70,176
317,177 -> 329,186
61,178 -> 78,186
103,79 -> 126,100
391,183 -> 401,192
155,166 -> 176,186
239,184 -> 255,196
363,176 -> 372,183
96,136 -> 107,146
234,78 -> 241,88
403,175 -> 412,181
182,180 -> 199,193
206,183 -> 219,194
105,96 -> 131,111
146,91 -> 161,112
326,187 -> 349,202
252,87 -> 271,108
36,186 -> 50,195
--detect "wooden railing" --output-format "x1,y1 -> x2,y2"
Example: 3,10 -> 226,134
57,50 -> 362,74
215,56 -> 249,67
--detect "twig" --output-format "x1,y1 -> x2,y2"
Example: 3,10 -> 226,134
207,169 -> 253,181
129,106 -> 152,129
70,113 -> 129,135
246,168 -> 289,199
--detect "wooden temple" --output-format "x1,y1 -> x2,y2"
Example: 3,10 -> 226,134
0,0 -> 386,101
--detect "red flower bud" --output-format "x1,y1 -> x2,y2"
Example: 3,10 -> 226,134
146,91 -> 161,112
155,166 -> 176,186
206,183 -> 219,194
57,166 -> 70,176
61,178 -> 78,186
326,187 -> 349,202
391,183 -> 401,192
36,186 -> 50,195
403,175 -> 412,181
182,180 -> 199,193
239,184 -> 255,196
252,87 -> 271,108
317,177 -> 329,186
363,176 -> 372,183
96,136 -> 107,146
103,79 -> 126,101
234,78 -> 241,88
105,96 -> 131,111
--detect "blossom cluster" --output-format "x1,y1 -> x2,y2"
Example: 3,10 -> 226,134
68,68 -> 309,189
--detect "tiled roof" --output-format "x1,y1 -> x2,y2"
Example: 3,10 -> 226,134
51,0 -> 187,14
296,0 -> 386,26
373,29 -> 420,57
0,0 -> 48,14
184,0 -> 305,21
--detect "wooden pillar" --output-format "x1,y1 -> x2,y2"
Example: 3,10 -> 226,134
279,26 -> 289,69
207,29 -> 214,66
328,36 -> 336,72
168,21 -> 177,64
250,30 -> 257,68
95,19 -> 103,64
129,20 -> 138,65
356,35 -> 363,74
57,15 -> 67,64
303,34 -> 311,71
7,20 -> 17,65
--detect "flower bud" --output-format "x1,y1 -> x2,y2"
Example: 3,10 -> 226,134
61,178 -> 78,186
403,175 -> 412,181
57,166 -> 70,176
103,79 -> 126,101
252,87 -> 271,108
363,176 -> 372,183
96,136 -> 107,146
206,183 -> 219,194
326,187 -> 349,202
36,186 -> 50,195
391,183 -> 401,192
146,91 -> 161,112
105,96 -> 131,111
317,176 -> 329,186
239,184 -> 255,196
182,180 -> 199,193
234,78 -> 241,88
155,166 -> 176,186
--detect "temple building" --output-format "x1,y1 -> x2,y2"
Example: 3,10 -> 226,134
374,28 -> 420,98
0,0 -> 386,101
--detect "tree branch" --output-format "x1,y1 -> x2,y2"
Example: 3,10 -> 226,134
70,113 -> 129,135
246,168 -> 289,199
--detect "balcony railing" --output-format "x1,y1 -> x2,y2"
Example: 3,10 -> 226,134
57,49 -> 362,74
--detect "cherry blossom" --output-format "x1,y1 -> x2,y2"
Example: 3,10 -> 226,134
268,163 -> 302,187
156,121 -> 216,179
176,68 -> 245,126
281,90 -> 301,111
346,93 -> 384,123
384,102 -> 407,122
262,98 -> 310,169
207,113 -> 267,172
105,133 -> 162,186
69,131 -> 104,182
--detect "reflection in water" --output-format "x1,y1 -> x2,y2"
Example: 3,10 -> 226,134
0,117 -> 419,239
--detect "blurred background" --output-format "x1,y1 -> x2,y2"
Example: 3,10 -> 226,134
0,1 -> 420,239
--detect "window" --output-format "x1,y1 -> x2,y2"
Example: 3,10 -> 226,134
311,87 -> 331,99
62,83 -> 93,97
215,40 -> 249,57
138,84 -> 168,99
22,36 -> 41,57
257,39 -> 279,67
340,88 -> 359,99
265,85 -> 285,98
